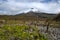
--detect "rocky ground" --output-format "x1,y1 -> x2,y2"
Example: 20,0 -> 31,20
0,21 -> 60,40
38,26 -> 60,40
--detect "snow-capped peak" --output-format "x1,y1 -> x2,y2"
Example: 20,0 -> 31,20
18,8 -> 39,13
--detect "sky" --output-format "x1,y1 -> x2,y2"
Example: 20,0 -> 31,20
0,0 -> 60,15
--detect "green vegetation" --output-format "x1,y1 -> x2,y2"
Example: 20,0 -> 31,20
54,13 -> 60,21
0,25 -> 47,40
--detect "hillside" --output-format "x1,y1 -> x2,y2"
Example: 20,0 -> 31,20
0,11 -> 56,21
54,13 -> 60,21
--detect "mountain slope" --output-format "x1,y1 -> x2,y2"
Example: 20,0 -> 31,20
0,10 -> 56,21
16,11 -> 56,18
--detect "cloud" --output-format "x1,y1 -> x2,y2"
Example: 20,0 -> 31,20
0,0 -> 60,15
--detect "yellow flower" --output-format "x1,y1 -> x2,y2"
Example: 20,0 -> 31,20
30,35 -> 33,38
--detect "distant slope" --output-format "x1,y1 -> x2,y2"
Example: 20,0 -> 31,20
15,11 -> 56,20
0,11 -> 56,21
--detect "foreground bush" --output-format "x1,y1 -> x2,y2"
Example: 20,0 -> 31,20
0,25 -> 47,40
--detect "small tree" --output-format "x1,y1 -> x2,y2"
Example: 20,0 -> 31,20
45,16 -> 53,33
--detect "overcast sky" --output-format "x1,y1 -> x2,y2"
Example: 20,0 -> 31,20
0,0 -> 60,15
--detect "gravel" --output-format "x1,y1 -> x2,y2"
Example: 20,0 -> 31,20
38,26 -> 60,40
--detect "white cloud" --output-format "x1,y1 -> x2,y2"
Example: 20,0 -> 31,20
0,0 -> 60,15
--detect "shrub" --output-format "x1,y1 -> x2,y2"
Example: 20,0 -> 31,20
0,25 -> 47,40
